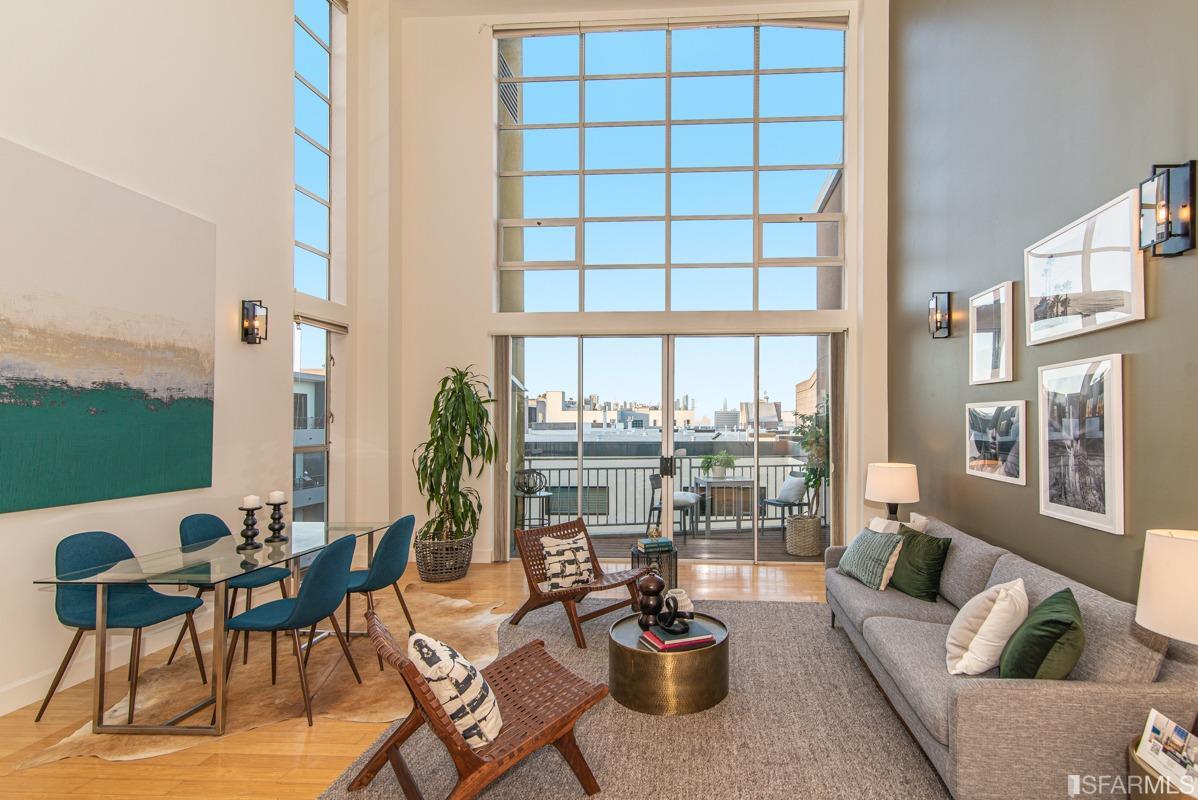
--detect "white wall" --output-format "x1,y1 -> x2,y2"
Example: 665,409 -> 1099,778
0,1 -> 294,714
394,1 -> 891,559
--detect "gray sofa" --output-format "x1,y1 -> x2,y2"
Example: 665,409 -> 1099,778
825,516 -> 1198,800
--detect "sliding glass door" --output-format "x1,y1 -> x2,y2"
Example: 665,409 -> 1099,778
507,333 -> 837,563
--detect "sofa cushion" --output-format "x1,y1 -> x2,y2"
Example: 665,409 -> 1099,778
863,617 -> 976,745
987,554 -> 1167,683
922,517 -> 1009,608
825,568 -> 959,632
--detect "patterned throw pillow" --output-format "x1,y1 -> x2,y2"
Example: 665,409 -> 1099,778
538,533 -> 594,592
837,529 -> 904,590
408,632 -> 502,750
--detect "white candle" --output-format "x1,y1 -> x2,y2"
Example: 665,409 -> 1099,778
242,494 -> 260,508
268,490 -> 285,505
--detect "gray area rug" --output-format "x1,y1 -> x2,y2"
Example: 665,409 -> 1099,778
320,600 -> 950,800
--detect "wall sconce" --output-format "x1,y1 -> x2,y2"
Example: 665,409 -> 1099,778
1139,160 -> 1194,257
241,300 -> 268,344
928,291 -> 950,338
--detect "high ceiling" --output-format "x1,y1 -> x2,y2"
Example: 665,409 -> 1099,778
394,0 -> 786,18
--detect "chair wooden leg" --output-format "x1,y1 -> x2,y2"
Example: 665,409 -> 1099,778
278,579 -> 289,599
242,588 -> 252,664
35,628 -> 84,722
185,611 -> 208,684
627,580 -> 640,611
227,587 -> 239,621
393,582 -> 416,632
387,747 -> 425,800
290,629 -> 313,726
224,629 -> 241,682
365,593 -> 385,671
348,710 -> 426,791
166,587 -> 205,666
562,599 -> 587,649
552,728 -> 600,795
303,623 -> 317,666
508,596 -> 544,627
127,629 -> 143,724
328,614 -> 362,684
270,631 -> 278,685
344,591 -> 351,638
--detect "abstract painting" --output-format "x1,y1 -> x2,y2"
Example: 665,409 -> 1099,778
1038,355 -> 1124,535
0,138 -> 215,513
966,401 -> 1025,485
968,281 -> 1013,384
1024,190 -> 1144,345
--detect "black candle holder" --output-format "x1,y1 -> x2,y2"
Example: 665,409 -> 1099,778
265,500 -> 289,544
237,506 -> 263,552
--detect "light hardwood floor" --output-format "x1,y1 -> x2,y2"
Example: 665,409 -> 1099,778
0,560 -> 825,799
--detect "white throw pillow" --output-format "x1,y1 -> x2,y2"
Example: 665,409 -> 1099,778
537,532 -> 594,592
868,515 -> 929,534
777,476 -> 806,504
908,512 -> 930,532
945,578 -> 1029,675
408,632 -> 503,750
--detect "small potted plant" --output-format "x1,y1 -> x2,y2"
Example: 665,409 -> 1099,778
786,399 -> 829,557
412,366 -> 497,582
700,450 -> 736,479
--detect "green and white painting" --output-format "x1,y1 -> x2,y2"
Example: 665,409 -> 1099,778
0,137 -> 215,513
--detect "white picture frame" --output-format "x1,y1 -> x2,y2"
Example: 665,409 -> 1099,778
966,401 -> 1026,485
1024,190 -> 1144,346
968,281 -> 1014,384
1038,354 -> 1124,535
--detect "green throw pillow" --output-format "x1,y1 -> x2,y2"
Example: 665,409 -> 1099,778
837,529 -> 904,590
999,588 -> 1085,679
889,525 -> 951,602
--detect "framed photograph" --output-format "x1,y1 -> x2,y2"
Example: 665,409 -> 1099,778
968,281 -> 1014,384
1024,190 -> 1144,345
1038,354 -> 1124,535
966,402 -> 1026,485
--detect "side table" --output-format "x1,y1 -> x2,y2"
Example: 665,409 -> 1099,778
630,545 -> 677,590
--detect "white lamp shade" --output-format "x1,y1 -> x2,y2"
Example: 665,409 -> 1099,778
1136,530 -> 1198,645
865,463 -> 920,504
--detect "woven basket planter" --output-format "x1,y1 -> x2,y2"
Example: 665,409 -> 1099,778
785,516 -> 823,558
415,533 -> 475,582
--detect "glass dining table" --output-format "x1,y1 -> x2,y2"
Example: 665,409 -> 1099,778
33,521 -> 390,736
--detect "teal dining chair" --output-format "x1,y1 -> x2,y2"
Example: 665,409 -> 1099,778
343,515 -> 416,669
36,531 -> 206,723
224,534 -> 361,725
165,513 -> 292,670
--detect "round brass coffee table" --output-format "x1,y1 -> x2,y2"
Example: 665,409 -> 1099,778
607,612 -> 729,715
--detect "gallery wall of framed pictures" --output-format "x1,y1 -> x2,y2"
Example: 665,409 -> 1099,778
962,189 -> 1143,537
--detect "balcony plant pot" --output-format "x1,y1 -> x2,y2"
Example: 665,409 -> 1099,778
415,533 -> 475,582
785,516 -> 822,557
710,466 -> 727,479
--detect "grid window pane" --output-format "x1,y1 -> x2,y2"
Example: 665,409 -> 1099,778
500,270 -> 579,312
671,27 -> 753,72
499,129 -> 578,172
294,22 -> 329,96
671,76 -> 753,120
500,176 -> 578,219
585,126 -> 664,169
584,221 -> 665,264
584,269 -> 665,311
513,81 -> 579,124
503,225 -> 576,263
499,35 -> 579,78
585,30 -> 665,75
760,73 -> 844,118
672,220 -> 753,263
295,79 -> 330,147
760,26 -> 845,69
760,121 -> 843,165
295,133 -> 329,199
296,0 -> 330,46
759,266 -> 842,310
762,221 -> 840,259
294,246 -> 329,300
671,172 -> 753,215
585,174 -> 664,217
672,123 -> 753,167
671,268 -> 753,311
295,190 -> 329,251
585,78 -> 664,122
760,169 -> 838,213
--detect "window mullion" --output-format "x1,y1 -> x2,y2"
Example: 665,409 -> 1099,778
664,28 -> 672,311
577,36 -> 586,312
753,26 -> 761,311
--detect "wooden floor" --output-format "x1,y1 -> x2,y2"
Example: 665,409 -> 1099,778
0,560 -> 825,799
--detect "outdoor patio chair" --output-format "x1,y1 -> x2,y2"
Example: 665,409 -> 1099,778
644,473 -> 699,541
759,469 -> 809,536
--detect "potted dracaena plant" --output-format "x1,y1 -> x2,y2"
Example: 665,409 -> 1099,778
412,366 -> 497,582
786,398 -> 830,557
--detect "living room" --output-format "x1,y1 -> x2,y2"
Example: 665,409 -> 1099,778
0,0 -> 1195,798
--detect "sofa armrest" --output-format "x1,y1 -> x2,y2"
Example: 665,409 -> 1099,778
824,545 -> 847,569
950,678 -> 1198,800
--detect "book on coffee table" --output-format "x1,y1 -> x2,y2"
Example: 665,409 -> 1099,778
641,620 -> 715,651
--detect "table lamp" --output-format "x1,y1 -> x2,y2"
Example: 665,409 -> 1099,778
1136,529 -> 1198,730
865,463 -> 920,521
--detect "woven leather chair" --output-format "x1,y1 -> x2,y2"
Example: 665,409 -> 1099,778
510,518 -> 647,648
349,611 -> 608,800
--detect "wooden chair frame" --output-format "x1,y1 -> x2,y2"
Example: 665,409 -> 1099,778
509,518 -> 647,648
350,612 -> 608,800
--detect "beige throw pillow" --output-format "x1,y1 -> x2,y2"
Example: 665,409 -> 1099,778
946,578 -> 1029,675
868,515 -> 929,535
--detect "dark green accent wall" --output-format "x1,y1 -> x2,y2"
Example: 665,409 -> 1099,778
889,0 -> 1198,601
